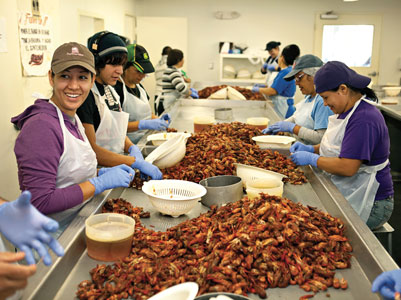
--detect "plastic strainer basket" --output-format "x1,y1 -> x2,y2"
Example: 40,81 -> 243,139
142,180 -> 207,217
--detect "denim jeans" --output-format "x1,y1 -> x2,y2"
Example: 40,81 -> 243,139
366,195 -> 394,230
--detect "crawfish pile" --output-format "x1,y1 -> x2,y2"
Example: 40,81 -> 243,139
198,85 -> 264,100
77,195 -> 351,300
162,122 -> 306,184
102,198 -> 150,223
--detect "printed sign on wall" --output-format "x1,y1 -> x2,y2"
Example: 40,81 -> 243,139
18,12 -> 53,76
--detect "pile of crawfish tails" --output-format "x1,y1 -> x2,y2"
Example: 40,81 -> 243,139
77,195 -> 351,300
130,122 -> 307,189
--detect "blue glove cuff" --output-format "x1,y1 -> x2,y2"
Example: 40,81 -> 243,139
138,120 -> 146,130
89,177 -> 101,195
310,153 -> 320,168
288,122 -> 296,133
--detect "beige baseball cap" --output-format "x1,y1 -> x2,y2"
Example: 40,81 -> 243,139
51,42 -> 95,74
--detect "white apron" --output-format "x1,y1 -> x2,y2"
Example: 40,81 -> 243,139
92,84 -> 129,154
158,91 -> 181,113
319,98 -> 389,222
121,79 -> 152,144
266,68 -> 278,87
293,95 -> 317,130
47,101 -> 97,230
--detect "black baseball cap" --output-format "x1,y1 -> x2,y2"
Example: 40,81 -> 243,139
265,41 -> 281,51
127,44 -> 155,73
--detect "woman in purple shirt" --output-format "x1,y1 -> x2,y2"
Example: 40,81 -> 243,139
11,42 -> 136,233
289,61 -> 393,230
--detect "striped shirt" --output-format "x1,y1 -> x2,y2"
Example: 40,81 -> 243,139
160,66 -> 189,101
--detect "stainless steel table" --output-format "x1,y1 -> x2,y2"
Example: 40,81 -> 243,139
23,99 -> 398,300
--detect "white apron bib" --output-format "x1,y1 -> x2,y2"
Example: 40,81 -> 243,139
121,79 -> 152,143
160,90 -> 181,113
47,101 -> 97,230
92,84 -> 129,154
293,95 -> 316,130
319,98 -> 389,222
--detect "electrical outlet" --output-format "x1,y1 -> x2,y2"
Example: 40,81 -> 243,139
208,63 -> 214,70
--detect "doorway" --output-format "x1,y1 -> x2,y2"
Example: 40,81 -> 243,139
314,14 -> 382,85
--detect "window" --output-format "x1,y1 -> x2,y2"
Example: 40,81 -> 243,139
321,25 -> 374,67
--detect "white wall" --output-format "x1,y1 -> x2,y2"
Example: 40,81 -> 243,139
0,0 -> 135,200
135,0 -> 401,86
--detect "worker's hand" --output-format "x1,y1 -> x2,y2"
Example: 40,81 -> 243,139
190,88 -> 199,99
160,113 -> 172,125
290,151 -> 319,167
254,83 -> 267,88
132,159 -> 163,180
0,191 -> 64,266
128,145 -> 144,161
263,121 -> 296,134
89,166 -> 135,195
252,85 -> 260,93
0,252 -> 36,300
290,142 -> 314,153
372,269 -> 401,299
262,62 -> 269,70
98,164 -> 136,177
267,64 -> 276,72
138,119 -> 169,131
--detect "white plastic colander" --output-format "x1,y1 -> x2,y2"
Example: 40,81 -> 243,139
142,180 -> 207,217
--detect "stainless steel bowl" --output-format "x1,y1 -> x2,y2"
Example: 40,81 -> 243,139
214,108 -> 233,121
199,175 -> 243,208
195,292 -> 252,300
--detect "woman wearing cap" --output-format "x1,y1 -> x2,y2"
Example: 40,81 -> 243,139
290,61 -> 394,229
114,44 -> 171,144
263,54 -> 333,144
11,42 -> 136,233
252,44 -> 300,119
76,31 -> 162,180
156,49 -> 199,115
258,41 -> 281,87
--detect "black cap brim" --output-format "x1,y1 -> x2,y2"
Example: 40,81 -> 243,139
135,59 -> 154,73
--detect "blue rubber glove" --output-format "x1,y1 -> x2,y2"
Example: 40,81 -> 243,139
98,164 -> 136,177
290,151 -> 320,167
267,64 -> 276,72
262,121 -> 296,134
372,269 -> 401,299
128,145 -> 144,161
190,88 -> 199,99
252,85 -> 260,93
290,142 -> 314,153
262,63 -> 269,70
132,159 -> 163,180
0,191 -> 64,266
138,119 -> 169,131
89,166 -> 135,195
160,113 -> 172,125
254,83 -> 267,88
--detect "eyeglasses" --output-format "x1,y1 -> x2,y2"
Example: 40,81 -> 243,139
295,73 -> 305,82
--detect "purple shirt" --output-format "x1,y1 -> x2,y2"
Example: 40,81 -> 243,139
339,100 -> 393,200
11,99 -> 85,214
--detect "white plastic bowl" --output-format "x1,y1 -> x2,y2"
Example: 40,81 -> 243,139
383,86 -> 401,97
148,282 -> 199,300
145,133 -> 190,169
147,132 -> 191,146
252,135 -> 296,149
234,163 -> 286,188
142,180 -> 207,217
246,177 -> 284,200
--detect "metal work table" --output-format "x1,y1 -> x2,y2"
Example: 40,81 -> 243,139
23,99 -> 398,300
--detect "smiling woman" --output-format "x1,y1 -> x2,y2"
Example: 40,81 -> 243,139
10,42 -> 136,237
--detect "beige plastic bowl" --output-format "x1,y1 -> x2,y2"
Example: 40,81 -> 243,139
246,117 -> 269,130
246,178 -> 283,200
252,135 -> 296,149
234,163 -> 286,188
383,86 -> 401,97
147,132 -> 191,146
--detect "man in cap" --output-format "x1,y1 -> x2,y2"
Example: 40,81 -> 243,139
260,41 -> 281,74
263,54 -> 334,144
114,44 -> 171,144
77,31 -> 162,180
